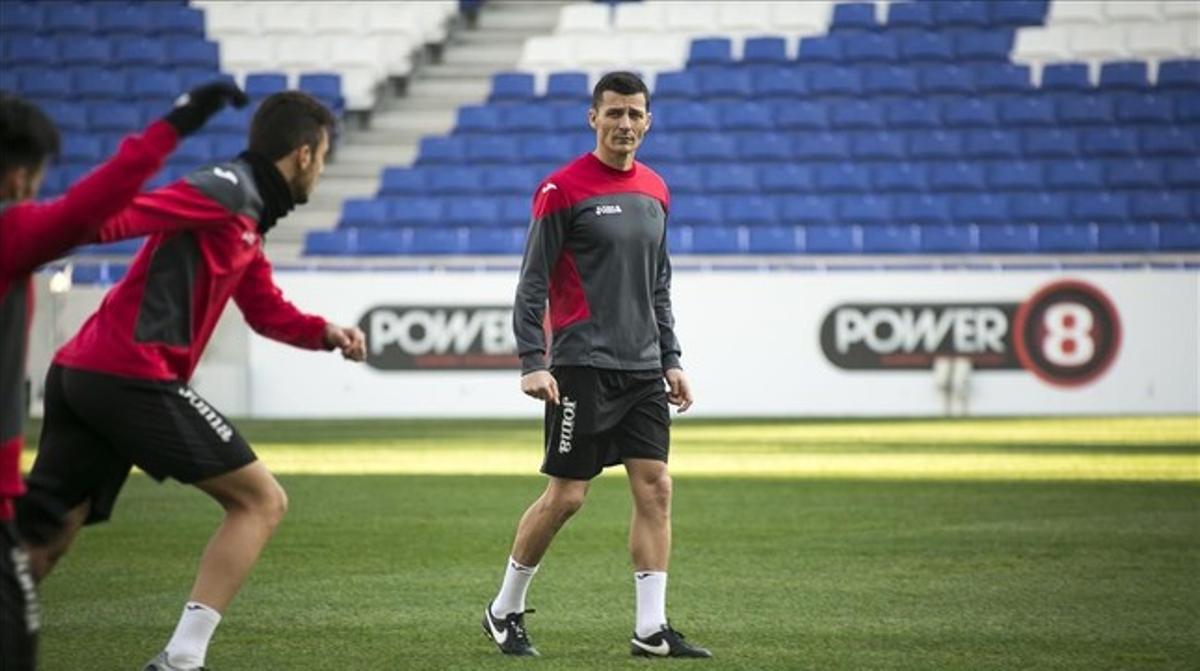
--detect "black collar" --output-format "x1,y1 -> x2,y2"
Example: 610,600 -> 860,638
237,150 -> 295,235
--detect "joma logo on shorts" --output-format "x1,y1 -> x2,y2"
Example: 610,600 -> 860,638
178,387 -> 234,443
558,397 -> 578,454
594,204 -> 622,216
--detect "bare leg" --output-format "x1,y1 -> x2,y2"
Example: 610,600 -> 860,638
510,477 -> 589,567
625,458 -> 671,571
25,501 -> 90,583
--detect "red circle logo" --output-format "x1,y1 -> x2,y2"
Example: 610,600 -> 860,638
1013,280 -> 1121,387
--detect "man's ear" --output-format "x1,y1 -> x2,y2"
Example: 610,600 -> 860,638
587,107 -> 598,130
296,143 -> 313,171
644,111 -> 652,133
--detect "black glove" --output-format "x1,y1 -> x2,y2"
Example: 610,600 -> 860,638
163,81 -> 249,137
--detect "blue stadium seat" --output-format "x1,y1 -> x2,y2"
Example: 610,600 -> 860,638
909,130 -> 964,159
299,73 -> 343,112
990,0 -> 1049,27
931,162 -> 987,190
952,194 -> 1009,223
482,167 -> 538,195
545,71 -> 589,101
780,195 -> 837,225
976,63 -> 1032,94
1070,193 -> 1131,222
1037,223 -> 1097,252
862,65 -> 918,96
490,72 -> 536,101
919,65 -> 977,94
774,101 -> 829,130
920,224 -> 977,252
655,72 -> 699,100
873,163 -> 929,192
446,198 -> 501,227
455,105 -> 501,134
637,135 -> 684,163
61,135 -> 102,164
130,71 -> 182,102
808,66 -> 863,96
690,226 -> 741,254
839,195 -> 893,225
720,102 -> 773,130
743,37 -> 788,64
850,131 -> 905,159
798,36 -> 845,63
1176,95 -> 1200,122
1105,160 -> 1164,188
793,132 -> 851,160
704,165 -> 758,193
1023,128 -> 1079,157
752,67 -> 806,98
1098,62 -> 1148,90
671,197 -> 722,227
1097,224 -> 1157,252
684,133 -> 737,161
1011,192 -> 1070,222
1159,223 -> 1200,251
935,1 -> 993,27
830,100 -> 885,129
418,136 -> 467,164
339,198 -> 389,228
357,230 -> 408,255
747,226 -> 800,254
861,224 -> 918,253
888,2 -> 934,29
758,164 -> 814,193
805,225 -> 859,253
60,37 -> 110,66
660,102 -> 718,131
955,30 -> 1014,62
987,161 -> 1043,190
1047,160 -> 1104,189
169,136 -> 213,167
210,135 -> 242,160
500,104 -> 555,132
1082,128 -> 1139,157
389,198 -> 444,227
170,39 -> 219,70
76,238 -> 145,256
115,41 -> 166,67
88,103 -> 141,132
657,165 -> 702,193
886,99 -> 941,128
832,2 -> 877,31
977,224 -> 1036,253
39,101 -> 87,132
520,135 -> 574,163
44,3 -> 97,34
19,70 -> 71,99
305,230 -> 355,256
1000,95 -> 1056,125
1131,192 -> 1190,221
738,132 -> 792,162
1165,157 -> 1200,188
942,98 -> 998,127
177,69 -> 236,92
499,196 -> 530,226
151,6 -> 205,36
379,168 -> 427,196
666,226 -> 692,254
1158,60 -> 1200,90
428,166 -> 483,195
245,73 -> 289,100
818,163 -> 871,192
900,32 -> 954,63
466,228 -> 524,255
965,130 -> 1022,158
724,196 -> 778,227
843,34 -> 898,62
1055,94 -> 1116,124
689,38 -> 733,66
1041,63 -> 1090,91
6,37 -> 58,65
0,3 -> 41,32
1115,93 -> 1173,124
1139,127 -> 1198,156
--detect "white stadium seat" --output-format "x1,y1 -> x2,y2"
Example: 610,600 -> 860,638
309,2 -> 368,37
275,36 -> 329,71
259,2 -> 311,36
557,3 -> 611,35
520,35 -> 575,70
717,1 -> 773,34
202,1 -> 258,36
1068,24 -> 1129,61
1048,0 -> 1106,24
664,2 -> 718,34
1162,1 -> 1200,20
1013,27 -> 1073,65
628,33 -> 687,70
771,1 -> 833,36
1126,23 -> 1193,61
613,2 -> 666,34
574,35 -> 630,68
1103,1 -> 1163,22
364,3 -> 425,44
219,35 -> 273,72
340,68 -> 381,112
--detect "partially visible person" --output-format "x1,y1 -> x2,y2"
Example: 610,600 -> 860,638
0,82 -> 246,671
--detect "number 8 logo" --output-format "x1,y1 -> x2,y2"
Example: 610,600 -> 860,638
1014,281 -> 1120,387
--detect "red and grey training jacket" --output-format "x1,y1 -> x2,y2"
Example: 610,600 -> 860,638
54,157 -> 331,384
0,120 -> 179,520
514,152 -> 682,375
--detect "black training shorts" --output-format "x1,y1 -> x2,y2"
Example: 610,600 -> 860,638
541,366 -> 670,481
19,365 -> 256,528
0,521 -> 38,671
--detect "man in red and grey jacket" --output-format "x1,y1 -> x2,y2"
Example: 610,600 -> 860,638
0,83 -> 244,671
16,90 -> 367,671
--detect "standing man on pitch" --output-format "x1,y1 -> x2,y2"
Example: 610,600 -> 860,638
481,72 -> 711,659
0,83 -> 245,671
16,91 -> 367,671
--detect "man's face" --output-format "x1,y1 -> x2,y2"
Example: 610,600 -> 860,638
290,128 -> 329,205
589,91 -> 651,158
1,162 -> 47,202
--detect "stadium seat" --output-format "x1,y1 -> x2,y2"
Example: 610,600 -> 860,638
752,67 -> 807,98
466,228 -> 525,255
976,63 -> 1033,94
545,71 -> 590,101
952,194 -> 1010,224
339,198 -> 389,228
747,226 -> 801,254
1139,127 -> 1198,156
685,134 -> 737,162
900,32 -> 955,63
1115,94 -> 1174,124
743,37 -> 788,65
520,136 -> 574,163
671,197 -> 723,227
703,165 -> 758,194
909,131 -> 964,160
886,99 -> 942,128
500,104 -> 556,133
1041,63 -> 1091,91
60,37 -> 111,66
700,71 -> 753,99
446,198 -> 501,228
738,133 -> 792,162
942,98 -> 998,127
1131,191 -> 1190,221
1056,94 -> 1117,124
839,195 -> 893,225
1098,62 -> 1149,90
1097,223 -> 1158,252
0,3 -> 41,33
1165,158 -> 1200,188
863,65 -> 919,96
977,224 -> 1037,253
920,224 -> 977,253
991,1 -> 1049,27
115,40 -> 167,67
1105,159 -> 1165,188
482,167 -> 538,196
418,137 -> 467,164
774,101 -> 830,130
987,161 -> 1044,190
804,224 -> 860,253
169,39 -> 220,70
305,230 -> 355,256
843,34 -> 899,63
808,66 -> 863,96
919,65 -> 977,94
798,35 -> 846,63
956,30 -> 1015,62
389,198 -> 443,228
780,195 -> 837,225
660,103 -> 719,132
379,168 -> 427,196
656,165 -> 702,193
490,72 -> 536,102
965,130 -> 1023,158
792,132 -> 850,160
131,71 -> 183,103
1158,223 -> 1200,251
830,100 -> 885,129
888,2 -> 935,29
1037,223 -> 1097,252
873,164 -> 930,193
723,196 -> 778,227
690,226 -> 741,254
849,131 -> 905,160
1070,192 -> 1132,223
720,103 -> 773,130
1023,128 -> 1080,157
19,70 -> 71,99
654,72 -> 699,100
44,3 -> 97,34
5,37 -> 58,66
817,163 -> 871,192
758,164 -> 815,193
861,224 -> 919,254
1046,160 -> 1105,189
1082,128 -> 1139,157
356,230 -> 408,255
61,136 -> 102,164
1011,192 -> 1070,222
245,72 -> 289,99
152,6 -> 206,37
1158,60 -> 1200,90
831,3 -> 877,32
88,103 -> 141,133
428,167 -> 483,195
637,135 -> 685,164
688,38 -> 733,67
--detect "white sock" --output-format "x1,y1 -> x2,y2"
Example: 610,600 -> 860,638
492,556 -> 538,617
634,571 -> 668,638
164,601 -> 221,668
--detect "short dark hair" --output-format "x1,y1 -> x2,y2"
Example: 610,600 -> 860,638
591,71 -> 650,110
248,91 -> 336,161
0,93 -> 60,177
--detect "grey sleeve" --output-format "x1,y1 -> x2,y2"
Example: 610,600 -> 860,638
513,196 -> 571,374
655,224 -> 682,370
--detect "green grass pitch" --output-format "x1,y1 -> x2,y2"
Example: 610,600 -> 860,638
23,416 -> 1200,670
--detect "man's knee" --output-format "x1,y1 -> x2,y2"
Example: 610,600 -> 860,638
544,481 -> 588,519
635,470 -> 672,513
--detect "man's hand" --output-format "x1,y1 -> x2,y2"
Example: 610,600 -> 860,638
521,370 -> 560,405
665,368 -> 693,413
324,323 -> 366,362
163,80 -> 248,137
